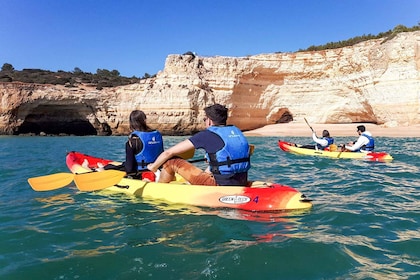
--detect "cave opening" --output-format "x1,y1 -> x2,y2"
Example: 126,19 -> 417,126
275,111 -> 293,123
14,105 -> 99,136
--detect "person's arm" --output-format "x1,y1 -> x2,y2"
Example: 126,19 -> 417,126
345,136 -> 368,151
312,132 -> 328,147
147,139 -> 195,172
124,141 -> 137,173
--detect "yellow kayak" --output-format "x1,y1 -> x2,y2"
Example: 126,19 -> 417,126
65,151 -> 313,211
278,140 -> 393,161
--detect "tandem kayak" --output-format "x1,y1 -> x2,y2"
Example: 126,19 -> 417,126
278,140 -> 393,162
66,151 -> 312,211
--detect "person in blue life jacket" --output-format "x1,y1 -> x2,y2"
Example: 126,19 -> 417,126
103,110 -> 164,179
343,125 -> 375,152
300,129 -> 334,150
147,104 -> 251,186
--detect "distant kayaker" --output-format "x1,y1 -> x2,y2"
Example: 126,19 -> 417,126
147,104 -> 251,186
344,125 -> 375,152
301,129 -> 335,150
103,110 -> 164,180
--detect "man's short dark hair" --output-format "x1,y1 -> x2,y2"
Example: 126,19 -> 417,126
357,125 -> 366,132
204,104 -> 228,125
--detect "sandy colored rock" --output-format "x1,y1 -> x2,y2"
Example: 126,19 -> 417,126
0,31 -> 419,135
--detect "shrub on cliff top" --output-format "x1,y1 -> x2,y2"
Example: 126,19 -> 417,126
0,64 -> 152,87
297,24 -> 420,52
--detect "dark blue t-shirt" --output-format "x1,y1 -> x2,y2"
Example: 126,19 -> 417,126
189,129 -> 248,186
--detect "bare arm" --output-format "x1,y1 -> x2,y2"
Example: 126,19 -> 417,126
147,139 -> 195,172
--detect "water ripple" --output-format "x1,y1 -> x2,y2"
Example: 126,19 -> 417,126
1,136 -> 419,279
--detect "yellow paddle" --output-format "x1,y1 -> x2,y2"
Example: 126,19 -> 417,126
28,173 -> 75,191
28,170 -> 126,192
28,149 -> 194,192
74,170 -> 126,191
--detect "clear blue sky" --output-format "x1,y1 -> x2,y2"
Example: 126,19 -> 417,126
1,0 -> 419,77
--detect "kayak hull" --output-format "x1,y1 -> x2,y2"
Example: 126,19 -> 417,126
66,151 -> 312,211
278,140 -> 393,161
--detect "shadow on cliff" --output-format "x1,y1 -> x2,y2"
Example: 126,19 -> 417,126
16,117 -> 97,136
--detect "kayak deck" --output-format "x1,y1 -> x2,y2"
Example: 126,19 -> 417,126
278,140 -> 393,161
66,151 -> 312,212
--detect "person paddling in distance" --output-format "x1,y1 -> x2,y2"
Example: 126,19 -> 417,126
102,110 -> 164,180
300,129 -> 335,150
147,103 -> 251,186
341,125 -> 375,152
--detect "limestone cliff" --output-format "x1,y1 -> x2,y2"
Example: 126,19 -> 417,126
1,31 -> 419,136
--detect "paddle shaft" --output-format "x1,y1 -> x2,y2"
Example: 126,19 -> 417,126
304,118 -> 315,133
188,158 -> 206,163
337,144 -> 346,158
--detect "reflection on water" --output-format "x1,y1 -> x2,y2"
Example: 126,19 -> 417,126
144,198 -> 312,223
71,245 -> 124,257
36,193 -> 75,208
343,246 -> 404,280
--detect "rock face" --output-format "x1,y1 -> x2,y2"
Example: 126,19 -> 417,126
1,31 -> 419,136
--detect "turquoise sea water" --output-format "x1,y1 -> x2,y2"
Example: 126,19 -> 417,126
0,136 -> 419,279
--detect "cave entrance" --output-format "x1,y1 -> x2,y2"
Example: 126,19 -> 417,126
274,109 -> 293,123
15,104 -> 99,136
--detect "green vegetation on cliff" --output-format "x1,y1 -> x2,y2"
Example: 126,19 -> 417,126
0,65 -> 155,89
298,24 -> 420,52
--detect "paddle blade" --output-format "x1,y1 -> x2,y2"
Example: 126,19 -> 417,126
74,170 -> 125,191
28,173 -> 74,191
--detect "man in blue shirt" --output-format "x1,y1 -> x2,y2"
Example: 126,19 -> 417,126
147,104 -> 251,186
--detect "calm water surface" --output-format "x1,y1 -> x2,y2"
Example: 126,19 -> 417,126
0,136 -> 419,279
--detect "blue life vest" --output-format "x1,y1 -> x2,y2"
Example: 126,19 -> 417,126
130,130 -> 164,171
205,126 -> 251,175
361,133 -> 375,151
317,137 -> 334,150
